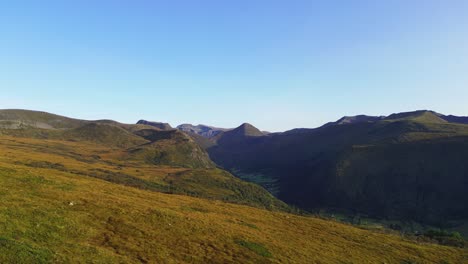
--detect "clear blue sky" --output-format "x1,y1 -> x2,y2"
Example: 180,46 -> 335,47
1,1 -> 467,132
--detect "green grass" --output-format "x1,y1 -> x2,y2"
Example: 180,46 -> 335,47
0,144 -> 466,262
235,239 -> 272,258
0,117 -> 467,262
0,237 -> 53,264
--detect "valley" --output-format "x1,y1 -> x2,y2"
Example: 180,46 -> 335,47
0,109 -> 467,263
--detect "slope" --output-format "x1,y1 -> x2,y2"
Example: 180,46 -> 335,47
177,124 -> 230,138
0,109 -> 86,129
127,129 -> 216,168
207,110 -> 468,225
0,135 -> 466,263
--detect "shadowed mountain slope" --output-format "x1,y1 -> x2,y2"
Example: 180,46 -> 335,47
136,120 -> 173,130
177,124 -> 230,138
335,115 -> 385,125
214,123 -> 265,145
0,136 -> 464,263
207,110 -> 468,225
128,129 -> 216,169
0,109 -> 467,262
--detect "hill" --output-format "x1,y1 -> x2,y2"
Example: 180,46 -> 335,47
0,133 -> 466,263
0,109 -> 86,129
442,115 -> 468,124
62,123 -> 149,148
214,123 -> 265,144
0,109 -> 287,211
229,123 -> 265,137
0,110 -> 217,168
384,110 -> 448,123
128,129 -> 216,168
334,115 -> 384,125
137,120 -> 173,130
207,110 -> 468,227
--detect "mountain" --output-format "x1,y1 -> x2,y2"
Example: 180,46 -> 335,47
0,109 -> 86,129
383,110 -> 468,124
0,109 -> 466,262
1,135 -> 463,263
136,119 -> 173,130
62,123 -> 149,148
440,115 -> 468,124
206,110 -> 468,226
177,124 -> 229,138
230,123 -> 264,136
282,115 -> 384,135
334,115 -> 385,125
128,129 -> 216,168
0,109 -> 287,210
216,123 -> 265,142
384,110 -> 448,123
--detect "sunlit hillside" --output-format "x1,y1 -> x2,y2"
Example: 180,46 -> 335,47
0,121 -> 467,263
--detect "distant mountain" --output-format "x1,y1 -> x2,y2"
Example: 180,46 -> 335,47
440,115 -> 468,124
136,120 -> 173,130
206,110 -> 468,225
221,123 -> 264,138
384,110 -> 448,123
0,109 -> 150,131
282,115 -> 384,135
62,123 -> 148,148
0,109 -> 86,129
381,109 -> 468,125
334,115 -> 385,125
209,123 -> 266,148
129,129 -> 216,168
177,124 -> 229,138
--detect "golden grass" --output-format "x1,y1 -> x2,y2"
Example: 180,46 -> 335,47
0,135 -> 466,263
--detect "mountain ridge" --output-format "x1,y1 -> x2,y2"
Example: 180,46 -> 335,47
1,108 -> 467,262
136,119 -> 173,130
204,109 -> 468,227
177,123 -> 230,138
4,108 -> 468,225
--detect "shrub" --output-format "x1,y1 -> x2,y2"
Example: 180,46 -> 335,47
424,229 -> 465,248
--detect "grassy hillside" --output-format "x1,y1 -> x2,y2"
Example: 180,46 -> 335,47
207,111 -> 468,226
0,109 -> 218,169
62,123 -> 149,148
129,129 -> 216,168
0,134 -> 287,211
0,135 -> 466,263
0,109 -> 87,129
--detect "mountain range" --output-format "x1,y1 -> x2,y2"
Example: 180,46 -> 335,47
204,110 -> 468,226
177,124 -> 230,138
0,108 -> 467,262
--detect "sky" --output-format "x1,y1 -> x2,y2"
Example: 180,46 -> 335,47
1,1 -> 467,132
